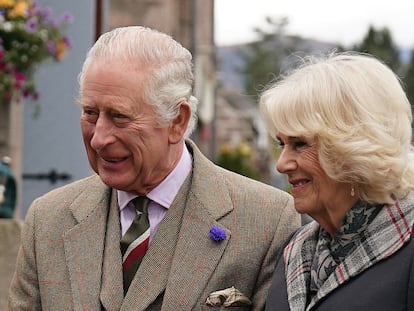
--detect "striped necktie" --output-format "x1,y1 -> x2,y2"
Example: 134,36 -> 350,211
120,196 -> 150,292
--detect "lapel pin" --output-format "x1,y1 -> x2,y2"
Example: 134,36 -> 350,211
209,225 -> 227,242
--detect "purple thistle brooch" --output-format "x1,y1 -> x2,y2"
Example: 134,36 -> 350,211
209,226 -> 227,242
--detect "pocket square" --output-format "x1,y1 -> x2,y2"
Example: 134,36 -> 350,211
205,286 -> 252,307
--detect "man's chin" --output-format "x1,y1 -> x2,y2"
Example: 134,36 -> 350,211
98,174 -> 122,189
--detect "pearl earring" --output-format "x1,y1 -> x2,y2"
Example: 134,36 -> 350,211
351,186 -> 355,197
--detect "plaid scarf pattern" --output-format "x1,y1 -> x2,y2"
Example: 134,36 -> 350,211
309,201 -> 382,293
284,191 -> 414,311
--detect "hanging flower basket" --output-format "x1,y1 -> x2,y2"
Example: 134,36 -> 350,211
0,0 -> 73,104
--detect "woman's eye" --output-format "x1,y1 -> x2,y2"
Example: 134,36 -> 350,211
294,140 -> 309,150
277,141 -> 285,149
275,136 -> 311,151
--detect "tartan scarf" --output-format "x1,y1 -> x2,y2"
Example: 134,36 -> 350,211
283,191 -> 414,311
309,201 -> 382,293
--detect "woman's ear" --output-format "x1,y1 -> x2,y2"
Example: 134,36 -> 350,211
168,102 -> 191,144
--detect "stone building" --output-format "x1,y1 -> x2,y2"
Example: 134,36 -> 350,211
109,0 -> 216,158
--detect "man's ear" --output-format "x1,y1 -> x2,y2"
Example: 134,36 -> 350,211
168,102 -> 191,144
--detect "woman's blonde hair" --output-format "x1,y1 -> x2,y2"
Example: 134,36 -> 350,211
260,52 -> 414,204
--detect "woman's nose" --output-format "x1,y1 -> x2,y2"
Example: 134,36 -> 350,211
276,148 -> 297,173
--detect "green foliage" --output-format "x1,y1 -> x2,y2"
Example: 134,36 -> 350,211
353,25 -> 414,127
215,142 -> 261,180
239,16 -> 289,101
353,25 -> 400,71
404,50 -> 414,124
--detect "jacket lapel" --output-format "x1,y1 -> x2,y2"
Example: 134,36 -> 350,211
161,141 -> 233,310
100,189 -> 124,311
161,191 -> 231,310
63,176 -> 113,310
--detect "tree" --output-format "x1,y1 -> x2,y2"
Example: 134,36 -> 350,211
353,25 -> 413,134
404,50 -> 414,125
239,16 -> 289,100
353,25 -> 401,72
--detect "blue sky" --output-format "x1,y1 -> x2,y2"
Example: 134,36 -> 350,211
215,0 -> 414,49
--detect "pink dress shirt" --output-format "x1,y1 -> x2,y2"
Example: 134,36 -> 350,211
118,143 -> 192,241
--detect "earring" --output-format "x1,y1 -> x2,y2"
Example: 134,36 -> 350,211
351,186 -> 355,197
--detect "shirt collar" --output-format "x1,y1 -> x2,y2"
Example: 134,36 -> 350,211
118,143 -> 192,211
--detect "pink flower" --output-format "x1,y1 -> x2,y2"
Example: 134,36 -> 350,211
14,72 -> 26,81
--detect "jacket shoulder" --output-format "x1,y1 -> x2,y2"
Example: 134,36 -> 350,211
27,175 -> 108,218
36,175 -> 105,201
217,165 -> 292,200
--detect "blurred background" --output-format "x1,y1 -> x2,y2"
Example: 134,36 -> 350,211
1,0 -> 414,220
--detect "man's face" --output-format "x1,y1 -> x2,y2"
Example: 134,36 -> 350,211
79,60 -> 177,195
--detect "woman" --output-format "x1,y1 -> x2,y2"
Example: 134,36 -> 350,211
260,52 -> 414,310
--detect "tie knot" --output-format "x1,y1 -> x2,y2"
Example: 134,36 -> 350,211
133,196 -> 149,214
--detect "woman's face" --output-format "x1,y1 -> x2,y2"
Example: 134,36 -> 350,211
276,133 -> 354,228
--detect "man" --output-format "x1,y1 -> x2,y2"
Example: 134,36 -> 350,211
8,26 -> 300,311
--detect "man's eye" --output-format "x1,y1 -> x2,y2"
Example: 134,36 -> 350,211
112,113 -> 126,119
112,113 -> 130,125
82,109 -> 98,123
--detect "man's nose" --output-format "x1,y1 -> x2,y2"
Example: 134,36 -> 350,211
90,116 -> 115,150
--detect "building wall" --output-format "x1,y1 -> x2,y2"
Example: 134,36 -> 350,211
109,0 -> 216,157
109,0 -> 194,50
19,0 -> 105,218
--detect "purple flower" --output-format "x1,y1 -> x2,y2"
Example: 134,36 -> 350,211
25,18 -> 38,33
46,41 -> 57,54
61,12 -> 74,24
209,226 -> 227,242
63,37 -> 72,49
41,7 -> 57,26
29,1 -> 41,16
41,6 -> 53,18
